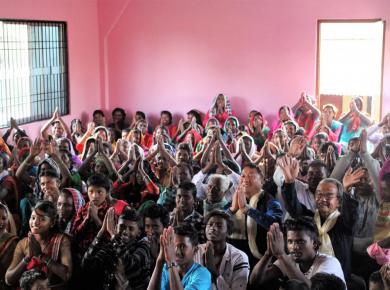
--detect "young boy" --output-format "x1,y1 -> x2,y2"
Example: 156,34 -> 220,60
72,173 -> 127,256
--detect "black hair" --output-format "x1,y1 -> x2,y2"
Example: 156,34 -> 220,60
93,110 -> 105,117
135,111 -> 146,120
39,168 -> 59,180
19,269 -> 48,290
33,201 -> 59,233
205,210 -> 232,235
122,128 -> 131,135
119,208 -> 143,228
0,153 -> 9,170
348,137 -> 360,144
310,273 -> 345,290
242,163 -> 264,180
160,110 -> 173,125
381,172 -> 390,183
174,224 -> 199,246
313,132 -> 329,141
187,109 -> 202,126
143,203 -> 170,227
280,279 -> 310,290
369,271 -> 384,286
87,173 -> 112,193
177,182 -> 197,199
223,159 -> 241,175
308,160 -> 329,176
70,118 -> 83,132
284,216 -> 321,251
112,107 -> 126,118
319,142 -> 339,159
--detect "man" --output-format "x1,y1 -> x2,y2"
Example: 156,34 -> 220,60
332,130 -> 381,282
169,182 -> 205,243
93,109 -> 106,127
278,155 -> 360,288
82,208 -> 151,290
227,163 -> 283,267
143,203 -> 170,268
249,217 -> 345,288
148,225 -> 211,290
194,210 -> 249,290
203,174 -> 229,217
273,159 -> 328,219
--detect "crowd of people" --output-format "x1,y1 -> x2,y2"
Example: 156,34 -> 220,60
0,92 -> 389,290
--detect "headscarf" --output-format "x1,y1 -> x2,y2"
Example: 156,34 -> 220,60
224,116 -> 240,133
62,187 -> 85,213
236,134 -> 257,166
209,93 -> 233,116
205,117 -> 221,132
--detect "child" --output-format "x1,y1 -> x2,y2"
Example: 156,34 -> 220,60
72,173 -> 128,256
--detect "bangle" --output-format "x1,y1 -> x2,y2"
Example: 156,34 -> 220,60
22,257 -> 31,265
45,258 -> 53,267
167,261 -> 178,269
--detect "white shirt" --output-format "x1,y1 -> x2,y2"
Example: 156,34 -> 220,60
194,243 -> 250,290
274,253 -> 346,286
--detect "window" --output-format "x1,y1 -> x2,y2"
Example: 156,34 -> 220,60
0,20 -> 69,128
316,20 -> 385,121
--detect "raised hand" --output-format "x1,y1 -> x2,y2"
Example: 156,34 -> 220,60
10,117 -> 17,129
288,136 -> 307,158
277,155 -> 299,183
30,138 -> 43,158
360,129 -> 367,154
342,167 -> 365,190
47,141 -> 58,157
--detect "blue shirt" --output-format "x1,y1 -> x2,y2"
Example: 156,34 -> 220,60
161,262 -> 212,290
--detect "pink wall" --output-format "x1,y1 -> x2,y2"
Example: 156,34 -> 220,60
99,0 -> 390,127
0,0 -> 101,139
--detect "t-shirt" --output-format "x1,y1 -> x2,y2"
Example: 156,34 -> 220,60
274,253 -> 346,286
160,262 -> 212,290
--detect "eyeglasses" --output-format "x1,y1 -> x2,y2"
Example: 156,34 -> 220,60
315,192 -> 338,201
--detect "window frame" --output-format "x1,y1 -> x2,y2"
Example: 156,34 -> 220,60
315,19 -> 386,121
0,18 -> 70,128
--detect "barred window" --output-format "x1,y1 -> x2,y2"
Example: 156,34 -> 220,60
0,20 -> 69,128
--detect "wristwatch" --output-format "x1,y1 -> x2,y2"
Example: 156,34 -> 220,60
167,261 -> 178,269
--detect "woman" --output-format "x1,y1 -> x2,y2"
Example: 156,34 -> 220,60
204,93 -> 236,128
308,104 -> 343,142
0,203 -> 18,290
339,97 -> 373,149
0,153 -> 20,226
70,119 -> 84,150
6,201 -> 72,289
247,112 -> 270,150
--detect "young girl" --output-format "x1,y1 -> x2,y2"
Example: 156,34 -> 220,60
6,201 -> 72,289
0,203 -> 18,290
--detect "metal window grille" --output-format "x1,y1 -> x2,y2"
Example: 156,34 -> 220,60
0,20 -> 69,128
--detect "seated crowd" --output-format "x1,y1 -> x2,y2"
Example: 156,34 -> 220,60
0,92 -> 390,290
